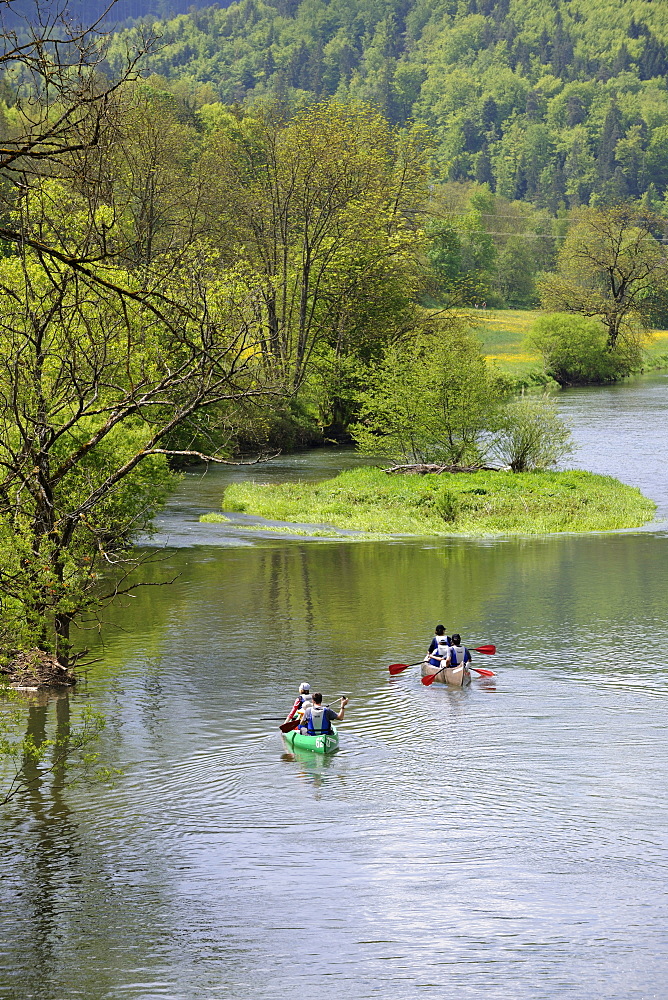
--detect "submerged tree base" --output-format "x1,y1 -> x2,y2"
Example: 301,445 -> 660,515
222,467 -> 656,535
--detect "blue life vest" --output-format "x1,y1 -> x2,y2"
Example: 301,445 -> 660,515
306,705 -> 332,735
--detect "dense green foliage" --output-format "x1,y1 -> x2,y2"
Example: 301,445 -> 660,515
108,0 -> 668,209
530,313 -> 628,383
0,10 -> 437,660
197,100 -> 430,390
0,235 -> 268,661
351,322 -> 508,464
350,320 -> 576,470
423,189 -> 556,307
220,465 -> 656,535
0,0 -> 665,665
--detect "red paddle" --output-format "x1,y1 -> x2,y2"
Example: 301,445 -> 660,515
389,644 -> 496,675
388,660 -> 423,675
469,665 -> 495,678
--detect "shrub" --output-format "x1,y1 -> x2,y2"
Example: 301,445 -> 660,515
491,394 -> 573,472
433,487 -> 459,521
351,320 -> 507,465
529,313 -> 633,385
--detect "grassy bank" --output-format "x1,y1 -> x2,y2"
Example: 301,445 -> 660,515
219,467 -> 655,536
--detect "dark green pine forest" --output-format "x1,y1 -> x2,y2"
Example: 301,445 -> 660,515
107,0 -> 668,210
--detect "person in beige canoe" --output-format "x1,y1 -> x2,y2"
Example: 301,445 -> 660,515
422,628 -> 472,686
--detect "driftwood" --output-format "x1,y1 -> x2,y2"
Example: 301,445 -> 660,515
383,463 -> 498,475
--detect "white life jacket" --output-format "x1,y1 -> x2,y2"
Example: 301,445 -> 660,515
433,635 -> 450,658
449,644 -> 467,667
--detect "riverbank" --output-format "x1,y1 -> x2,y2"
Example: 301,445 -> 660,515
217,466 -> 655,536
1,648 -> 76,689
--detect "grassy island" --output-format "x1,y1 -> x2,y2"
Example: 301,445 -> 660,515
219,467 -> 655,537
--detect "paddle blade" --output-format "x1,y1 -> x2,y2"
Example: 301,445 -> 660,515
473,644 -> 496,655
388,661 -> 424,675
279,719 -> 299,733
388,663 -> 410,675
421,672 -> 438,686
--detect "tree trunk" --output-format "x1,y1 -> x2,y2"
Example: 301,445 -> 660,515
55,610 -> 73,668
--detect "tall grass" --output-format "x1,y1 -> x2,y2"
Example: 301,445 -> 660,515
221,467 -> 655,537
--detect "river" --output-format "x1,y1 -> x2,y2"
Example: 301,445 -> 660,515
1,375 -> 668,1000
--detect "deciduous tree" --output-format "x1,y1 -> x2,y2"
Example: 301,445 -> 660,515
539,205 -> 668,356
0,236 -> 268,665
351,321 -> 506,465
202,100 -> 430,390
0,6 -> 275,665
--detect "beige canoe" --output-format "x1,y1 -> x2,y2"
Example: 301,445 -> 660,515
421,661 -> 471,688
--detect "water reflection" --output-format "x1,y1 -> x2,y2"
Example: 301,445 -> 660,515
1,695 -> 86,1000
280,742 -> 341,793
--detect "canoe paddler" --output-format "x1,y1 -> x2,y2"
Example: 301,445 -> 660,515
299,693 -> 348,735
446,634 -> 472,670
424,624 -> 451,669
284,682 -> 312,725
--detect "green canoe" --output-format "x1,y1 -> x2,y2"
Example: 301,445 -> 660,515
283,726 -> 339,755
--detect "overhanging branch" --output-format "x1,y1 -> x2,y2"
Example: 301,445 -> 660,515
146,448 -> 281,465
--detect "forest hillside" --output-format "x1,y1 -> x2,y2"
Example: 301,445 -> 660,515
105,0 -> 668,209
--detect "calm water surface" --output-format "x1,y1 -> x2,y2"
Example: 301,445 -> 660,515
1,375 -> 668,1000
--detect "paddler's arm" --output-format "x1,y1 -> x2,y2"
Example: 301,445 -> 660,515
333,696 -> 349,721
284,698 -> 301,723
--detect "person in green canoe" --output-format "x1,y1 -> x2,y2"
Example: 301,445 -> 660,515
284,682 -> 312,725
299,693 -> 348,735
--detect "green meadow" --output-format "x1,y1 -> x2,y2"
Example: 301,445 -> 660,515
644,329 -> 668,369
470,309 -> 542,378
468,309 -> 668,379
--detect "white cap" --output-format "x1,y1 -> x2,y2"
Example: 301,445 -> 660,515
299,682 -> 310,693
